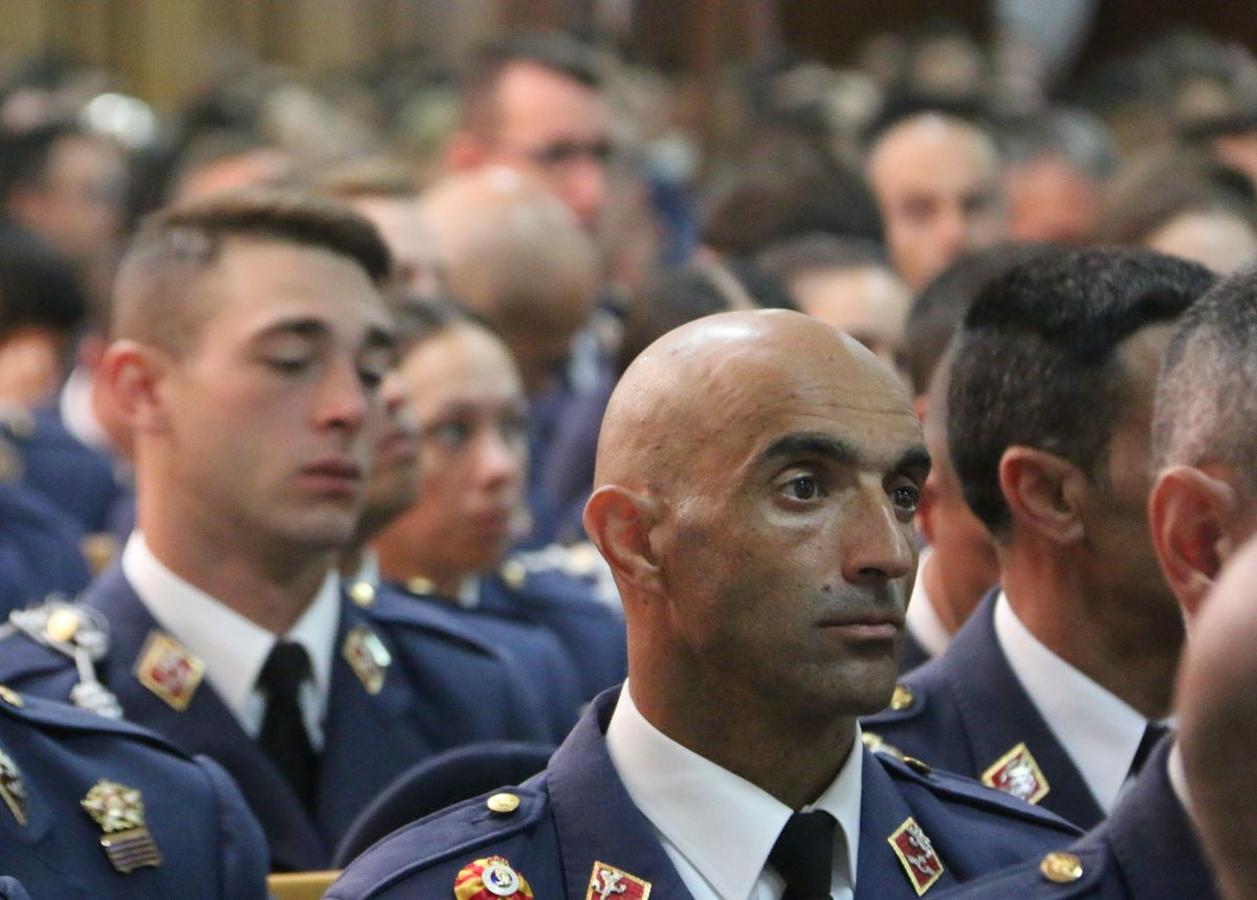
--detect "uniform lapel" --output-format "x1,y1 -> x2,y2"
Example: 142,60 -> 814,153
546,690 -> 693,900
314,597 -> 436,845
856,749 -> 960,899
83,568 -> 328,870
941,593 -> 1104,827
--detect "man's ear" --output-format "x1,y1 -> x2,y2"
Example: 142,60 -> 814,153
1148,466 -> 1239,622
583,485 -> 664,598
998,446 -> 1087,544
95,340 -> 172,436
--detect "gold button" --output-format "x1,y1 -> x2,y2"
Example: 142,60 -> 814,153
1040,851 -> 1083,884
890,684 -> 914,711
486,792 -> 520,814
500,560 -> 527,590
349,581 -> 376,607
81,533 -> 120,575
406,576 -> 435,596
45,608 -> 80,644
0,685 -> 22,707
903,756 -> 931,775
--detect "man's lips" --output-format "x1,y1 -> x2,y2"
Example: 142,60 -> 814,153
299,458 -> 364,495
818,611 -> 903,640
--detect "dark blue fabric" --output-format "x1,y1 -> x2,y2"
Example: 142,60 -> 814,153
385,583 -> 583,741
0,567 -> 553,872
328,687 -> 1080,900
0,480 -> 90,614
942,737 -> 1218,898
478,567 -> 626,701
864,591 -> 1106,829
0,688 -> 267,898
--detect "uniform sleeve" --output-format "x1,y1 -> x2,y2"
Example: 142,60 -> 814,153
194,753 -> 271,899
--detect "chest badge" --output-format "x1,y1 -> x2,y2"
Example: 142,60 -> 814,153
343,625 -> 391,695
889,816 -> 945,895
134,631 -> 204,712
587,861 -> 652,899
454,855 -> 534,898
982,742 -> 1051,804
0,747 -> 27,826
81,779 -> 162,873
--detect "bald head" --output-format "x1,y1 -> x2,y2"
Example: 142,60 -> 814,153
419,167 -> 599,393
867,113 -> 1006,290
1177,534 -> 1257,900
593,309 -> 915,495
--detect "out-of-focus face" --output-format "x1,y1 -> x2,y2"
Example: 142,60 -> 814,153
485,62 -> 612,233
790,264 -> 912,378
359,369 -> 421,534
1005,153 -> 1100,244
1080,325 -> 1182,627
349,195 -> 443,299
1144,210 -> 1257,276
153,240 -> 395,552
380,324 -> 528,581
654,324 -> 929,719
27,133 -> 127,263
868,115 -> 1006,290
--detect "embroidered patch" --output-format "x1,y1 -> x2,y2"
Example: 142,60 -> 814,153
586,861 -> 651,899
134,631 -> 204,711
888,816 -> 945,895
81,779 -> 161,873
342,625 -> 391,695
981,742 -> 1051,804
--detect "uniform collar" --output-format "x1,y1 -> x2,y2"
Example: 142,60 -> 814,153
122,532 -> 339,743
994,590 -> 1150,813
905,547 -> 951,659
606,681 -> 861,899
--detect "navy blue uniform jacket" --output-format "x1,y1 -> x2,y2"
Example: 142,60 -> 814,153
0,686 -> 267,898
0,481 -> 91,614
864,591 -> 1105,829
944,737 -> 1217,898
327,687 -> 1081,899
0,566 -> 553,872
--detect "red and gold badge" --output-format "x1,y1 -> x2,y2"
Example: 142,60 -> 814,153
454,856 -> 533,899
134,631 -> 204,711
888,816 -> 945,896
586,861 -> 651,899
981,742 -> 1050,805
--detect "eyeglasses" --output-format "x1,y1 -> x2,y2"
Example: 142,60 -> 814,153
499,139 -> 615,170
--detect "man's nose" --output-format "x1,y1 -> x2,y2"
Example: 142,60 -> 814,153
840,491 -> 915,585
316,359 -> 372,432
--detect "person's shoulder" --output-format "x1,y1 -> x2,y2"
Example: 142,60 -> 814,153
878,751 -> 1080,837
496,544 -> 622,615
0,599 -> 116,711
0,681 -> 182,757
352,581 -> 510,660
940,844 -> 1112,898
863,660 -> 952,732
327,784 -> 554,900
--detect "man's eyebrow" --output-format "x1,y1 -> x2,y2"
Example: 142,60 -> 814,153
893,446 -> 933,480
753,433 -> 859,468
364,323 -> 396,352
252,317 -> 329,341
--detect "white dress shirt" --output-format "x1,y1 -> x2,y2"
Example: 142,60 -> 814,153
994,591 -> 1152,813
905,548 -> 951,659
122,532 -> 340,749
606,682 -> 862,900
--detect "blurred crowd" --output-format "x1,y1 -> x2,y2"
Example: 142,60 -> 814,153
0,9 -> 1255,899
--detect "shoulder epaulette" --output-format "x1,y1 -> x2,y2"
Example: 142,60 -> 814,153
0,598 -> 121,719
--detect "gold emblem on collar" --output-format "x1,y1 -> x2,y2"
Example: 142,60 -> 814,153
982,742 -> 1051,804
348,581 -> 376,607
0,747 -> 27,826
587,861 -> 652,899
134,631 -> 205,712
888,816 -> 945,895
0,685 -> 22,708
890,684 -> 915,711
81,779 -> 162,873
342,625 -> 391,695
1040,851 -> 1084,883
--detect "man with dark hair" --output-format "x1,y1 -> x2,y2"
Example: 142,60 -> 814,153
0,191 -> 551,872
446,32 -> 611,233
329,309 -> 1080,899
865,249 -> 1215,829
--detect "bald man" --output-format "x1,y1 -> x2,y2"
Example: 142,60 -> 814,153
420,166 -> 606,546
329,310 -> 1078,900
867,113 -> 1007,291
1178,536 -> 1257,900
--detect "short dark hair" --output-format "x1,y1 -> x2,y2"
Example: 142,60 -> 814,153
0,227 -> 88,343
114,190 -> 391,350
459,32 -> 603,137
1153,266 -> 1257,492
391,294 -> 496,356
0,121 -> 85,206
948,248 -> 1216,535
904,242 -> 1056,395
756,234 -> 887,285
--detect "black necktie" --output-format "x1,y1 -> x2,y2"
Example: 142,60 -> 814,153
1127,721 -> 1170,781
258,641 -> 319,810
769,810 -> 836,900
